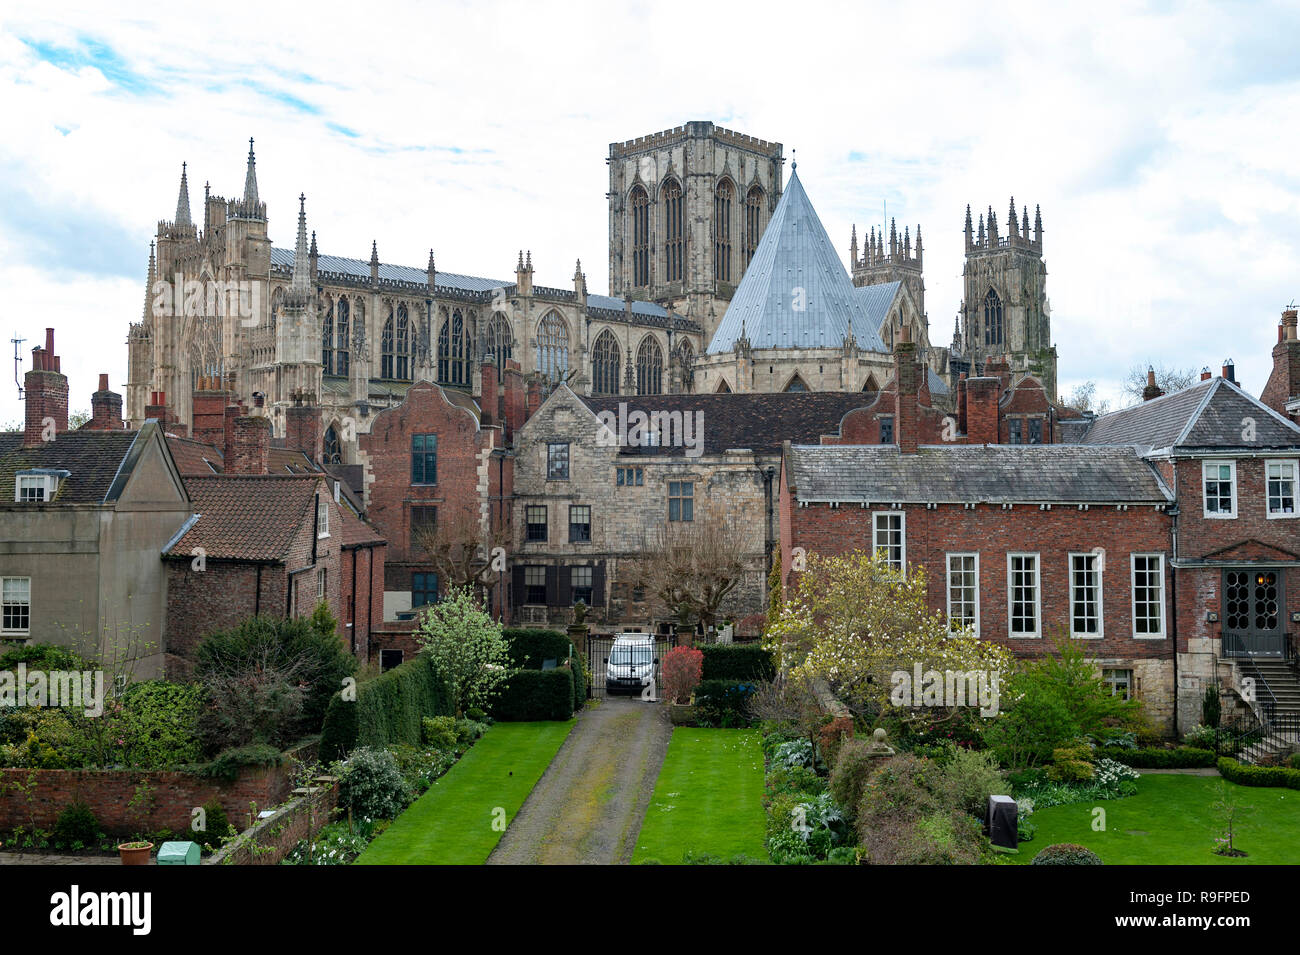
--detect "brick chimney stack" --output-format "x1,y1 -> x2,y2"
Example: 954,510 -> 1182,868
1262,308 -> 1300,422
1200,367 -> 1213,382
480,359 -> 500,428
894,326 -> 920,454
191,384 -> 234,447
23,328 -> 69,447
284,390 -> 322,463
224,404 -> 270,474
86,373 -> 124,431
1142,366 -> 1165,402
966,377 -> 1000,444
525,375 -> 543,422
1221,359 -> 1236,384
502,359 -> 525,442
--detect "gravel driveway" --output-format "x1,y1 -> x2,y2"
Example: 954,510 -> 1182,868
488,697 -> 671,865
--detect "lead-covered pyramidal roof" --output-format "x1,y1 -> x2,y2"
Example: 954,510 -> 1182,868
707,169 -> 889,355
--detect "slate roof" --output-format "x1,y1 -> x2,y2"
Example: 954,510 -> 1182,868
1081,377 -> 1300,451
926,367 -> 950,397
586,294 -> 669,319
707,170 -> 890,355
0,429 -> 142,504
787,444 -> 1173,504
270,247 -> 507,293
578,391 -> 876,456
163,475 -> 321,561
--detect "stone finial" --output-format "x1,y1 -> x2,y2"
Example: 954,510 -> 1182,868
175,162 -> 192,228
243,138 -> 259,205
867,727 -> 895,757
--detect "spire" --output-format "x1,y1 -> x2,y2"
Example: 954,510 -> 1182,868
369,239 -> 379,284
517,249 -> 524,270
525,250 -> 532,270
310,230 -> 318,257
1022,204 -> 1030,239
915,224 -> 923,267
850,224 -> 858,265
977,212 -> 985,246
1008,196 -> 1018,237
291,194 -> 310,292
889,218 -> 897,258
243,138 -> 259,205
142,242 -> 156,323
175,163 -> 192,228
427,249 -> 436,286
868,226 -> 876,264
1034,204 -> 1043,244
904,225 -> 911,257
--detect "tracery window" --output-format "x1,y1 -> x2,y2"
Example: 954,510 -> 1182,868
715,179 -> 734,283
630,186 -> 649,287
662,179 -> 684,283
591,330 -> 620,395
636,337 -> 663,396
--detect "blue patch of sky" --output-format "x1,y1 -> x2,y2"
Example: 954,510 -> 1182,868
326,122 -> 360,139
238,80 -> 321,115
21,35 -> 158,95
0,175 -> 142,279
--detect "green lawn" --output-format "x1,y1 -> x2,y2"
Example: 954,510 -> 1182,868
1011,773 -> 1299,865
632,728 -> 768,864
355,720 -> 574,865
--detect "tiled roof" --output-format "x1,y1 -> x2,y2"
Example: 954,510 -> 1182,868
0,429 -> 142,504
163,475 -> 320,561
578,391 -> 876,456
707,170 -> 890,355
168,436 -> 317,475
788,444 -> 1173,504
1082,378 -> 1300,451
338,505 -> 385,547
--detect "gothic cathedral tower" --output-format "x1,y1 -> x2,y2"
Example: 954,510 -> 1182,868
959,198 -> 1057,401
607,122 -> 783,345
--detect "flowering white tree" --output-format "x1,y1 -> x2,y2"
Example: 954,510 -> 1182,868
765,550 -> 1012,721
416,586 -> 511,715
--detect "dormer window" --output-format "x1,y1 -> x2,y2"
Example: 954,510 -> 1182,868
14,470 -> 67,503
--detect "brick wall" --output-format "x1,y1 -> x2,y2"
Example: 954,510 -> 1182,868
0,764 -> 291,837
164,560 -> 287,678
1173,457 -> 1300,561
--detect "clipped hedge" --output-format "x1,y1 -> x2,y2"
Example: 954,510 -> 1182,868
503,628 -> 574,669
700,644 -> 775,682
694,679 -> 759,727
491,669 -> 574,722
1093,746 -> 1217,768
1217,757 -> 1300,790
564,656 -> 587,712
320,655 -> 453,761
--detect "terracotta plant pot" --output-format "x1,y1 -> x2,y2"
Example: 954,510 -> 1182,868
118,842 -> 153,866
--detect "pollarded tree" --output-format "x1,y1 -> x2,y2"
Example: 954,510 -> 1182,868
765,550 -> 1012,723
415,586 -> 511,716
636,517 -> 750,630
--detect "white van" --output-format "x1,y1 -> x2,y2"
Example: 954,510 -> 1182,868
604,633 -> 657,695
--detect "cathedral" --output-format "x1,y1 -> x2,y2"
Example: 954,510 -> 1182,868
126,122 -> 1058,461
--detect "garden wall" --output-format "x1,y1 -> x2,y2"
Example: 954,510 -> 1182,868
0,763 -> 293,837
207,781 -> 339,866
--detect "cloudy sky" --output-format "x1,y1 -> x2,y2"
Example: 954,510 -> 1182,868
2,0 -> 1298,425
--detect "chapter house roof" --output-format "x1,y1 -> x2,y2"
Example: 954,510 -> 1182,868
707,170 -> 890,355
787,444 -> 1173,505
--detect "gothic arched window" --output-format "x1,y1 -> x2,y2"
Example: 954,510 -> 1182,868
381,313 -> 395,379
983,288 -> 1004,347
439,308 -> 470,385
662,179 -> 684,283
536,311 -> 569,387
636,336 -> 663,396
630,185 -> 649,287
323,424 -> 342,465
395,304 -> 411,380
335,298 -> 350,376
591,330 -> 621,395
744,186 -> 764,268
321,298 -> 334,375
715,179 -> 734,283
785,374 -> 808,393
486,312 -> 513,370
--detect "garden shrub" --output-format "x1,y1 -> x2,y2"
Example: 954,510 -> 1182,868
117,681 -> 204,769
818,716 -> 853,773
661,646 -> 703,704
1031,842 -> 1103,865
1216,757 -> 1300,790
829,738 -> 877,824
319,654 -> 453,762
0,643 -> 87,672
187,799 -> 230,850
564,656 -> 586,712
906,810 -> 987,865
1093,746 -> 1216,768
388,744 -> 458,794
1290,754 -> 1300,771
694,679 -> 758,727
1047,745 -> 1095,784
766,764 -> 826,799
772,738 -> 814,771
0,708 -> 94,768
417,588 -> 512,715
502,628 -> 572,669
53,801 -> 100,849
933,745 -> 1007,818
490,669 -> 573,721
201,743 -> 283,781
195,610 -> 356,752
699,644 -> 775,682
335,747 -> 411,820
423,715 -> 458,749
